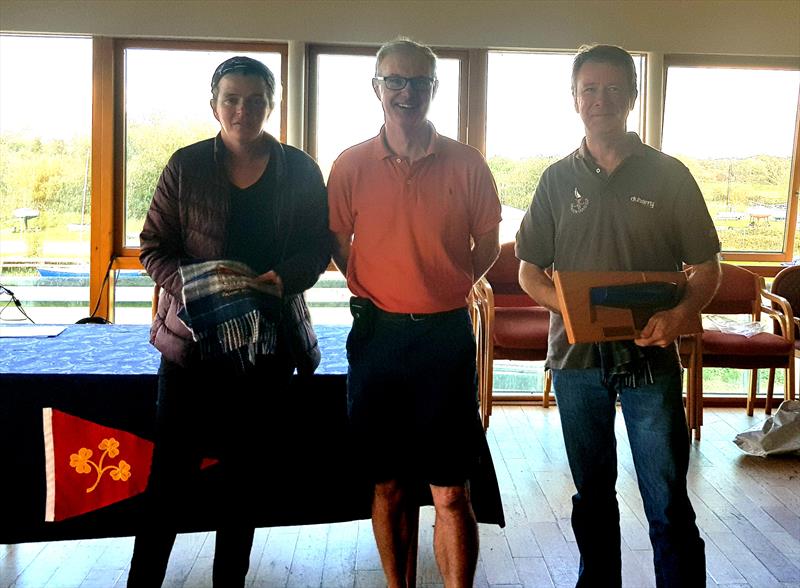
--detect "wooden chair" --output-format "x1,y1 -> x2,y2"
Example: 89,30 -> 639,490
680,334 -> 703,440
472,242 -> 551,430
151,283 -> 160,319
468,284 -> 491,430
689,263 -> 795,437
767,265 -> 800,409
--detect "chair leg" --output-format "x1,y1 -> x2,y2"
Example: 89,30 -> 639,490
683,337 -> 702,441
767,367 -> 776,408
684,363 -> 694,439
693,353 -> 703,441
543,369 -> 551,408
766,370 -> 775,415
746,369 -> 757,417
483,344 -> 493,432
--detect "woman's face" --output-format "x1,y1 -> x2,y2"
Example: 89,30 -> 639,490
211,73 -> 272,145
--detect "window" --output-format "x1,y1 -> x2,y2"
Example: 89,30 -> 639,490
0,35 -> 94,324
662,57 -> 800,260
308,45 -> 466,180
486,51 -> 645,243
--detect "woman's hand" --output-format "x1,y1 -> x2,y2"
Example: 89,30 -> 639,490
252,270 -> 284,298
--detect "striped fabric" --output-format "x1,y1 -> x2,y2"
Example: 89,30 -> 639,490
177,260 -> 281,364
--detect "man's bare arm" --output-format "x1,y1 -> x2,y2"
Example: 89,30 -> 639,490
331,231 -> 353,277
472,225 -> 500,282
635,254 -> 721,347
518,260 -> 560,313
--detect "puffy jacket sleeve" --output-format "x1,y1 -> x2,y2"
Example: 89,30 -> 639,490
139,154 -> 189,299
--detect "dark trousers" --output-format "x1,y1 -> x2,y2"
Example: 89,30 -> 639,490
552,368 -> 706,588
128,352 -> 293,587
346,306 -> 480,486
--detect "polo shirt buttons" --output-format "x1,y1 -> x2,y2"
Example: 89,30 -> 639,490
596,168 -> 601,174
396,158 -> 402,163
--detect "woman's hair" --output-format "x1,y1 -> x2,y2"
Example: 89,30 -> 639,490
211,56 -> 276,107
571,44 -> 638,101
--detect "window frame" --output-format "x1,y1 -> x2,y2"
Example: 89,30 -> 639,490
662,53 -> 800,263
305,44 -> 472,162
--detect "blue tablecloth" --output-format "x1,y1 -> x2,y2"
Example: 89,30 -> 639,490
0,323 -> 350,375
0,322 -> 503,543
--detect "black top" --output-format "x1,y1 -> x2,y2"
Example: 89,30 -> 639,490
226,162 -> 279,274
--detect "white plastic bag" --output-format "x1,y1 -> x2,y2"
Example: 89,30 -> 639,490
704,315 -> 764,338
734,400 -> 800,457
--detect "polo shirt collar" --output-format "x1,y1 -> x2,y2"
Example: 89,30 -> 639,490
575,132 -> 646,164
372,122 -> 442,160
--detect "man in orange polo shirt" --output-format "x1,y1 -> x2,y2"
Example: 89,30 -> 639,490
328,38 -> 501,587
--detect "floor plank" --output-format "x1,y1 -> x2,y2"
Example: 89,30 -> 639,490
3,407 -> 799,587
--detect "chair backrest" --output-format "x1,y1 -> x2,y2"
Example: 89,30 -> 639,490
151,283 -> 161,320
771,265 -> 800,336
702,263 -> 760,317
485,242 -> 538,307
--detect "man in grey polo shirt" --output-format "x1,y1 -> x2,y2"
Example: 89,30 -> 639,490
516,44 -> 720,587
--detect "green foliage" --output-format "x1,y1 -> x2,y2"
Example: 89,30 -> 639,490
487,156 -> 558,210
0,130 -> 795,259
124,119 -> 211,220
0,134 -> 90,219
674,154 -> 791,208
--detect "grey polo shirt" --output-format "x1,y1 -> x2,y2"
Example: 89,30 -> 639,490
516,133 -> 720,370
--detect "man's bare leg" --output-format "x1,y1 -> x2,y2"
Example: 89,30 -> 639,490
372,479 -> 419,588
430,484 -> 478,587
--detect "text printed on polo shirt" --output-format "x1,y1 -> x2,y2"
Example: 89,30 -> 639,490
630,196 -> 655,209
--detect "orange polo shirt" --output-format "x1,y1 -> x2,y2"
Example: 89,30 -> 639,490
328,126 -> 502,314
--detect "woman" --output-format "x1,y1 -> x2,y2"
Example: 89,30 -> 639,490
128,56 -> 330,587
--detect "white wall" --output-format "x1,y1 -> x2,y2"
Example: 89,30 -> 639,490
2,0 -> 798,57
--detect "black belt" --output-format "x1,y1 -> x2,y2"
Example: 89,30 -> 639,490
374,305 -> 466,322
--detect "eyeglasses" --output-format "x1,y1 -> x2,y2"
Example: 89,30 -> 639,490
374,75 -> 436,91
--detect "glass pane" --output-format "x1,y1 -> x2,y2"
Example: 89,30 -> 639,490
0,35 -> 93,324
314,53 -> 461,180
662,66 -> 800,254
486,51 -> 644,243
123,48 -> 283,248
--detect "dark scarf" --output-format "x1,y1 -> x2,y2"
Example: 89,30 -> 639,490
597,340 -> 654,388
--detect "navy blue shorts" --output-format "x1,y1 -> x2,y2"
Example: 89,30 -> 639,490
346,304 -> 481,486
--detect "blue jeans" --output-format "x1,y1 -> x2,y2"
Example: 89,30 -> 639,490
551,368 -> 705,588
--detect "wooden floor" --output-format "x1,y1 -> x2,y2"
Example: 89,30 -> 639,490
2,406 -> 799,587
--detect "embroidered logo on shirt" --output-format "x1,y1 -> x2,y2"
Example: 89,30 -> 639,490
630,196 -> 655,209
570,188 -> 589,214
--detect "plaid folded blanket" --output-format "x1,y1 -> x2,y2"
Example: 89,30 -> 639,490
177,260 -> 281,364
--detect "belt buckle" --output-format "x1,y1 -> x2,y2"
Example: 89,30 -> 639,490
409,313 -> 425,321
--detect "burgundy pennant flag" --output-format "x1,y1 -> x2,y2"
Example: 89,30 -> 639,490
42,407 -> 154,522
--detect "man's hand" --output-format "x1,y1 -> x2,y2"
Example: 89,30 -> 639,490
252,270 -> 284,298
636,255 -> 721,347
332,232 -> 353,276
518,261 -> 560,313
634,305 -> 696,348
472,225 -> 500,282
